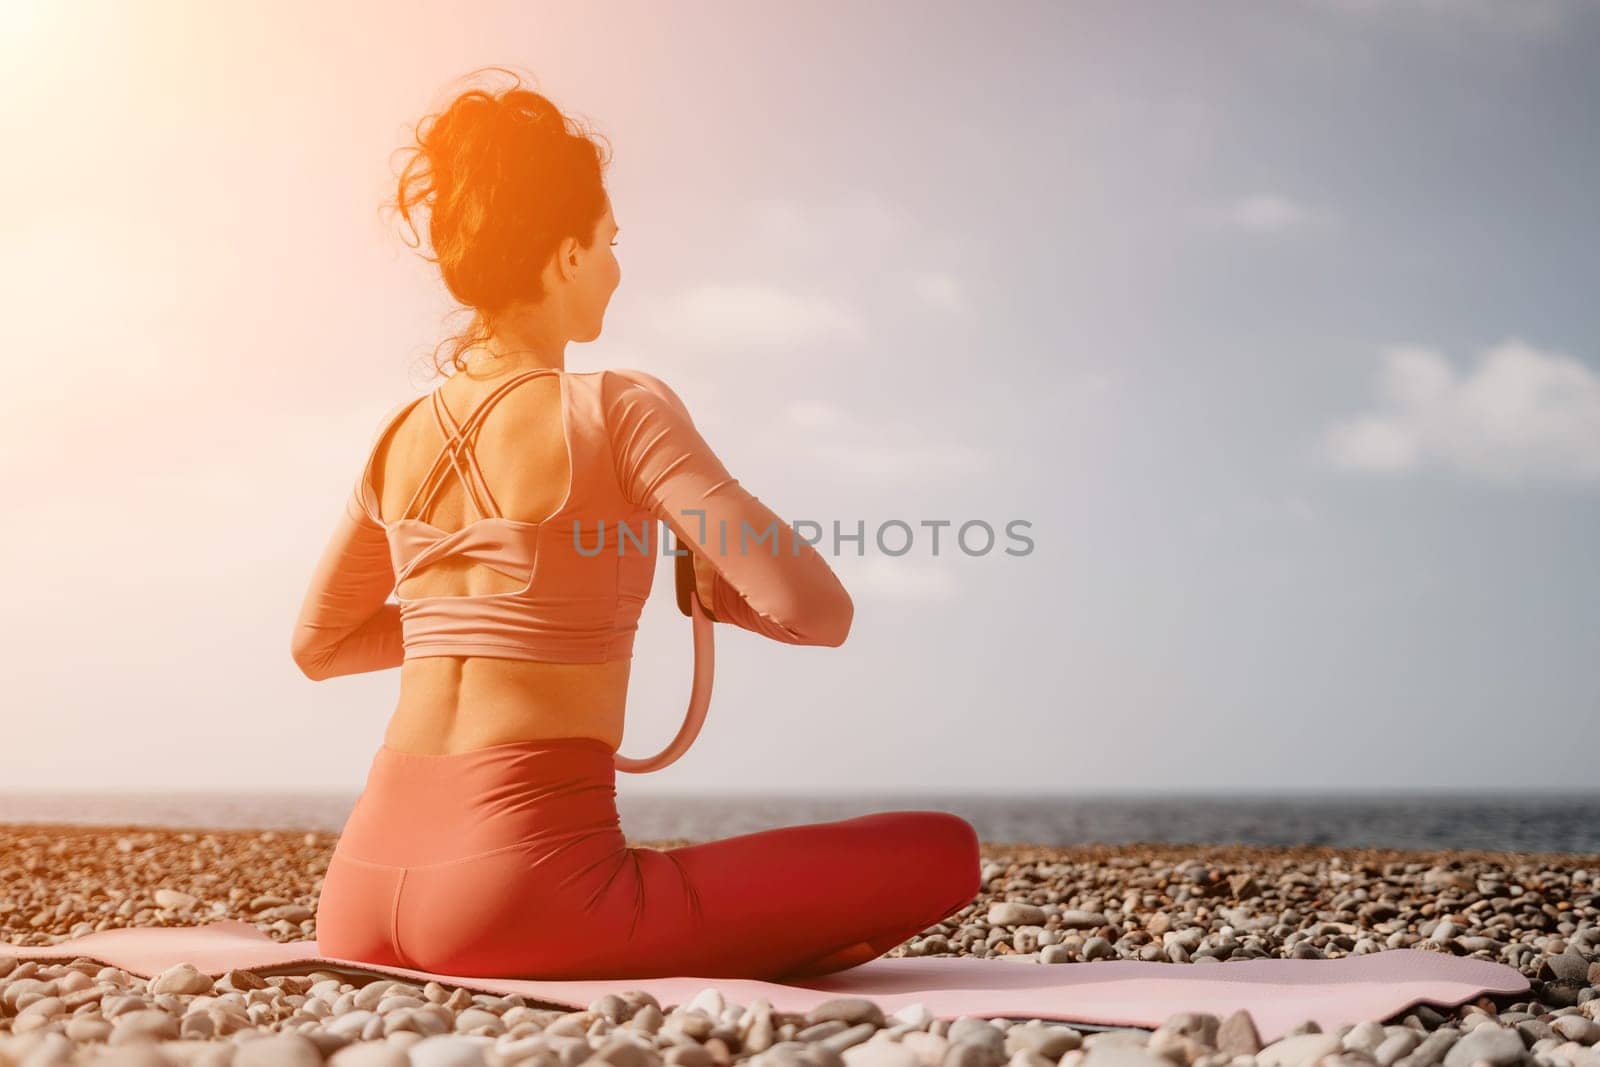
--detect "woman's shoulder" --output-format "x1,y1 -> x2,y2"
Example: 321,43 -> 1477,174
592,367 -> 693,421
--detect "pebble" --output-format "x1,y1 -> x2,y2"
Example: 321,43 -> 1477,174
808,998 -> 887,1028
1553,1015 -> 1600,1042
111,1008 -> 182,1043
1441,1025 -> 1525,1067
4,830 -> 1600,1067
843,1040 -> 921,1067
1256,1033 -> 1343,1067
233,1031 -> 325,1066
152,962 -> 215,996
404,1033 -> 495,1065
1080,1047 -> 1174,1067
329,1042 -> 412,1067
1373,1029 -> 1423,1065
988,903 -> 1048,926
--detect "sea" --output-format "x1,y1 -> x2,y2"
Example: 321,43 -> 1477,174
1,790 -> 1598,855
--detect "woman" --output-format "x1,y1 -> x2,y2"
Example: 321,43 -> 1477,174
291,69 -> 981,981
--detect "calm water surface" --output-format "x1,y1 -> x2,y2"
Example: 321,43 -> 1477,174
2,790 -> 1597,854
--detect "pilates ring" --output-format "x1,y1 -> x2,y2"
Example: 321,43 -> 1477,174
612,545 -> 715,774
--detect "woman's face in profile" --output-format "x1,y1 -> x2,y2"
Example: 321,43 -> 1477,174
570,200 -> 621,342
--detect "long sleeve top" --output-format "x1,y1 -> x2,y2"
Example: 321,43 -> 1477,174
290,368 -> 852,680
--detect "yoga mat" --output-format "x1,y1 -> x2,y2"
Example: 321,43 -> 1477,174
1,920 -> 1528,1043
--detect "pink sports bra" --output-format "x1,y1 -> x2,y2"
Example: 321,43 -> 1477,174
290,367 -> 852,680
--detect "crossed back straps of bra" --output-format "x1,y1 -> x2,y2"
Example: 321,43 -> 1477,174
398,368 -> 565,527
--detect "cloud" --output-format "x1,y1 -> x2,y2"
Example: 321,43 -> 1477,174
782,400 -> 992,481
647,283 -> 865,351
1320,339 -> 1600,483
1201,194 -> 1333,234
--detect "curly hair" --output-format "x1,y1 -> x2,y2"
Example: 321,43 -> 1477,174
385,65 -> 614,376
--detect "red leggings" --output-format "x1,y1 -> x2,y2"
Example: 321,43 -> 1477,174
315,738 -> 982,980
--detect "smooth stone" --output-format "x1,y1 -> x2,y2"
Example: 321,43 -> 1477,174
490,1036 -> 554,1063
1401,1028 -> 1461,1067
903,1031 -> 951,1067
329,1011 -> 382,1038
596,1034 -> 657,1067
14,995 -> 64,1026
66,1016 -> 115,1043
807,999 -> 888,1027
1153,1012 -> 1220,1047
1007,1024 -> 1084,1059
746,1015 -> 776,1054
945,1041 -> 1009,1067
1441,1026 -> 1524,1067
12,1030 -> 76,1066
405,1033 -> 494,1066
1081,937 -> 1115,961
823,1023 -> 883,1054
1343,1021 -> 1387,1054
693,990 -> 730,1020
330,1042 -> 413,1067
1079,1048 -> 1173,1067
949,1019 -> 1006,1050
454,1007 -> 505,1034
152,962 -> 215,996
892,1003 -> 934,1029
1548,952 -> 1592,982
110,1009 -> 181,1043
84,1044 -> 174,1067
5,980 -> 58,1012
355,983 -> 399,1011
1058,911 -> 1110,930
1256,1033 -> 1343,1067
1007,1052 -> 1055,1067
233,1033 -> 324,1067
1374,1031 -> 1423,1066
796,1017 -> 851,1043
988,903 -> 1048,926
1552,1016 -> 1600,1042
661,1044 -> 711,1067
380,995 -> 430,1014
843,1043 -> 921,1067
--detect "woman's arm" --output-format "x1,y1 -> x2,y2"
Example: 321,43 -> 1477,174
603,368 -> 853,646
289,485 -> 406,680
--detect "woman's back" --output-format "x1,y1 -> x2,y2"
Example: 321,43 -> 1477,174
366,366 -> 640,755
291,363 -> 854,756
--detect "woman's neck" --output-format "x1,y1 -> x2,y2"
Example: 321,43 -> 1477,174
469,306 -> 569,375
465,347 -> 566,377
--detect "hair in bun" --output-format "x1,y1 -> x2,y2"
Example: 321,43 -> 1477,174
387,66 -> 613,375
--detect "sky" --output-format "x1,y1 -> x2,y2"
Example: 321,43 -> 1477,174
1,0 -> 1596,796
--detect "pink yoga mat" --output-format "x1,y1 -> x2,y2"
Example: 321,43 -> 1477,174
1,920 -> 1527,1042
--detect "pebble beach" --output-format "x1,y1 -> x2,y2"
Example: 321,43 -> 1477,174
1,824 -> 1597,1067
